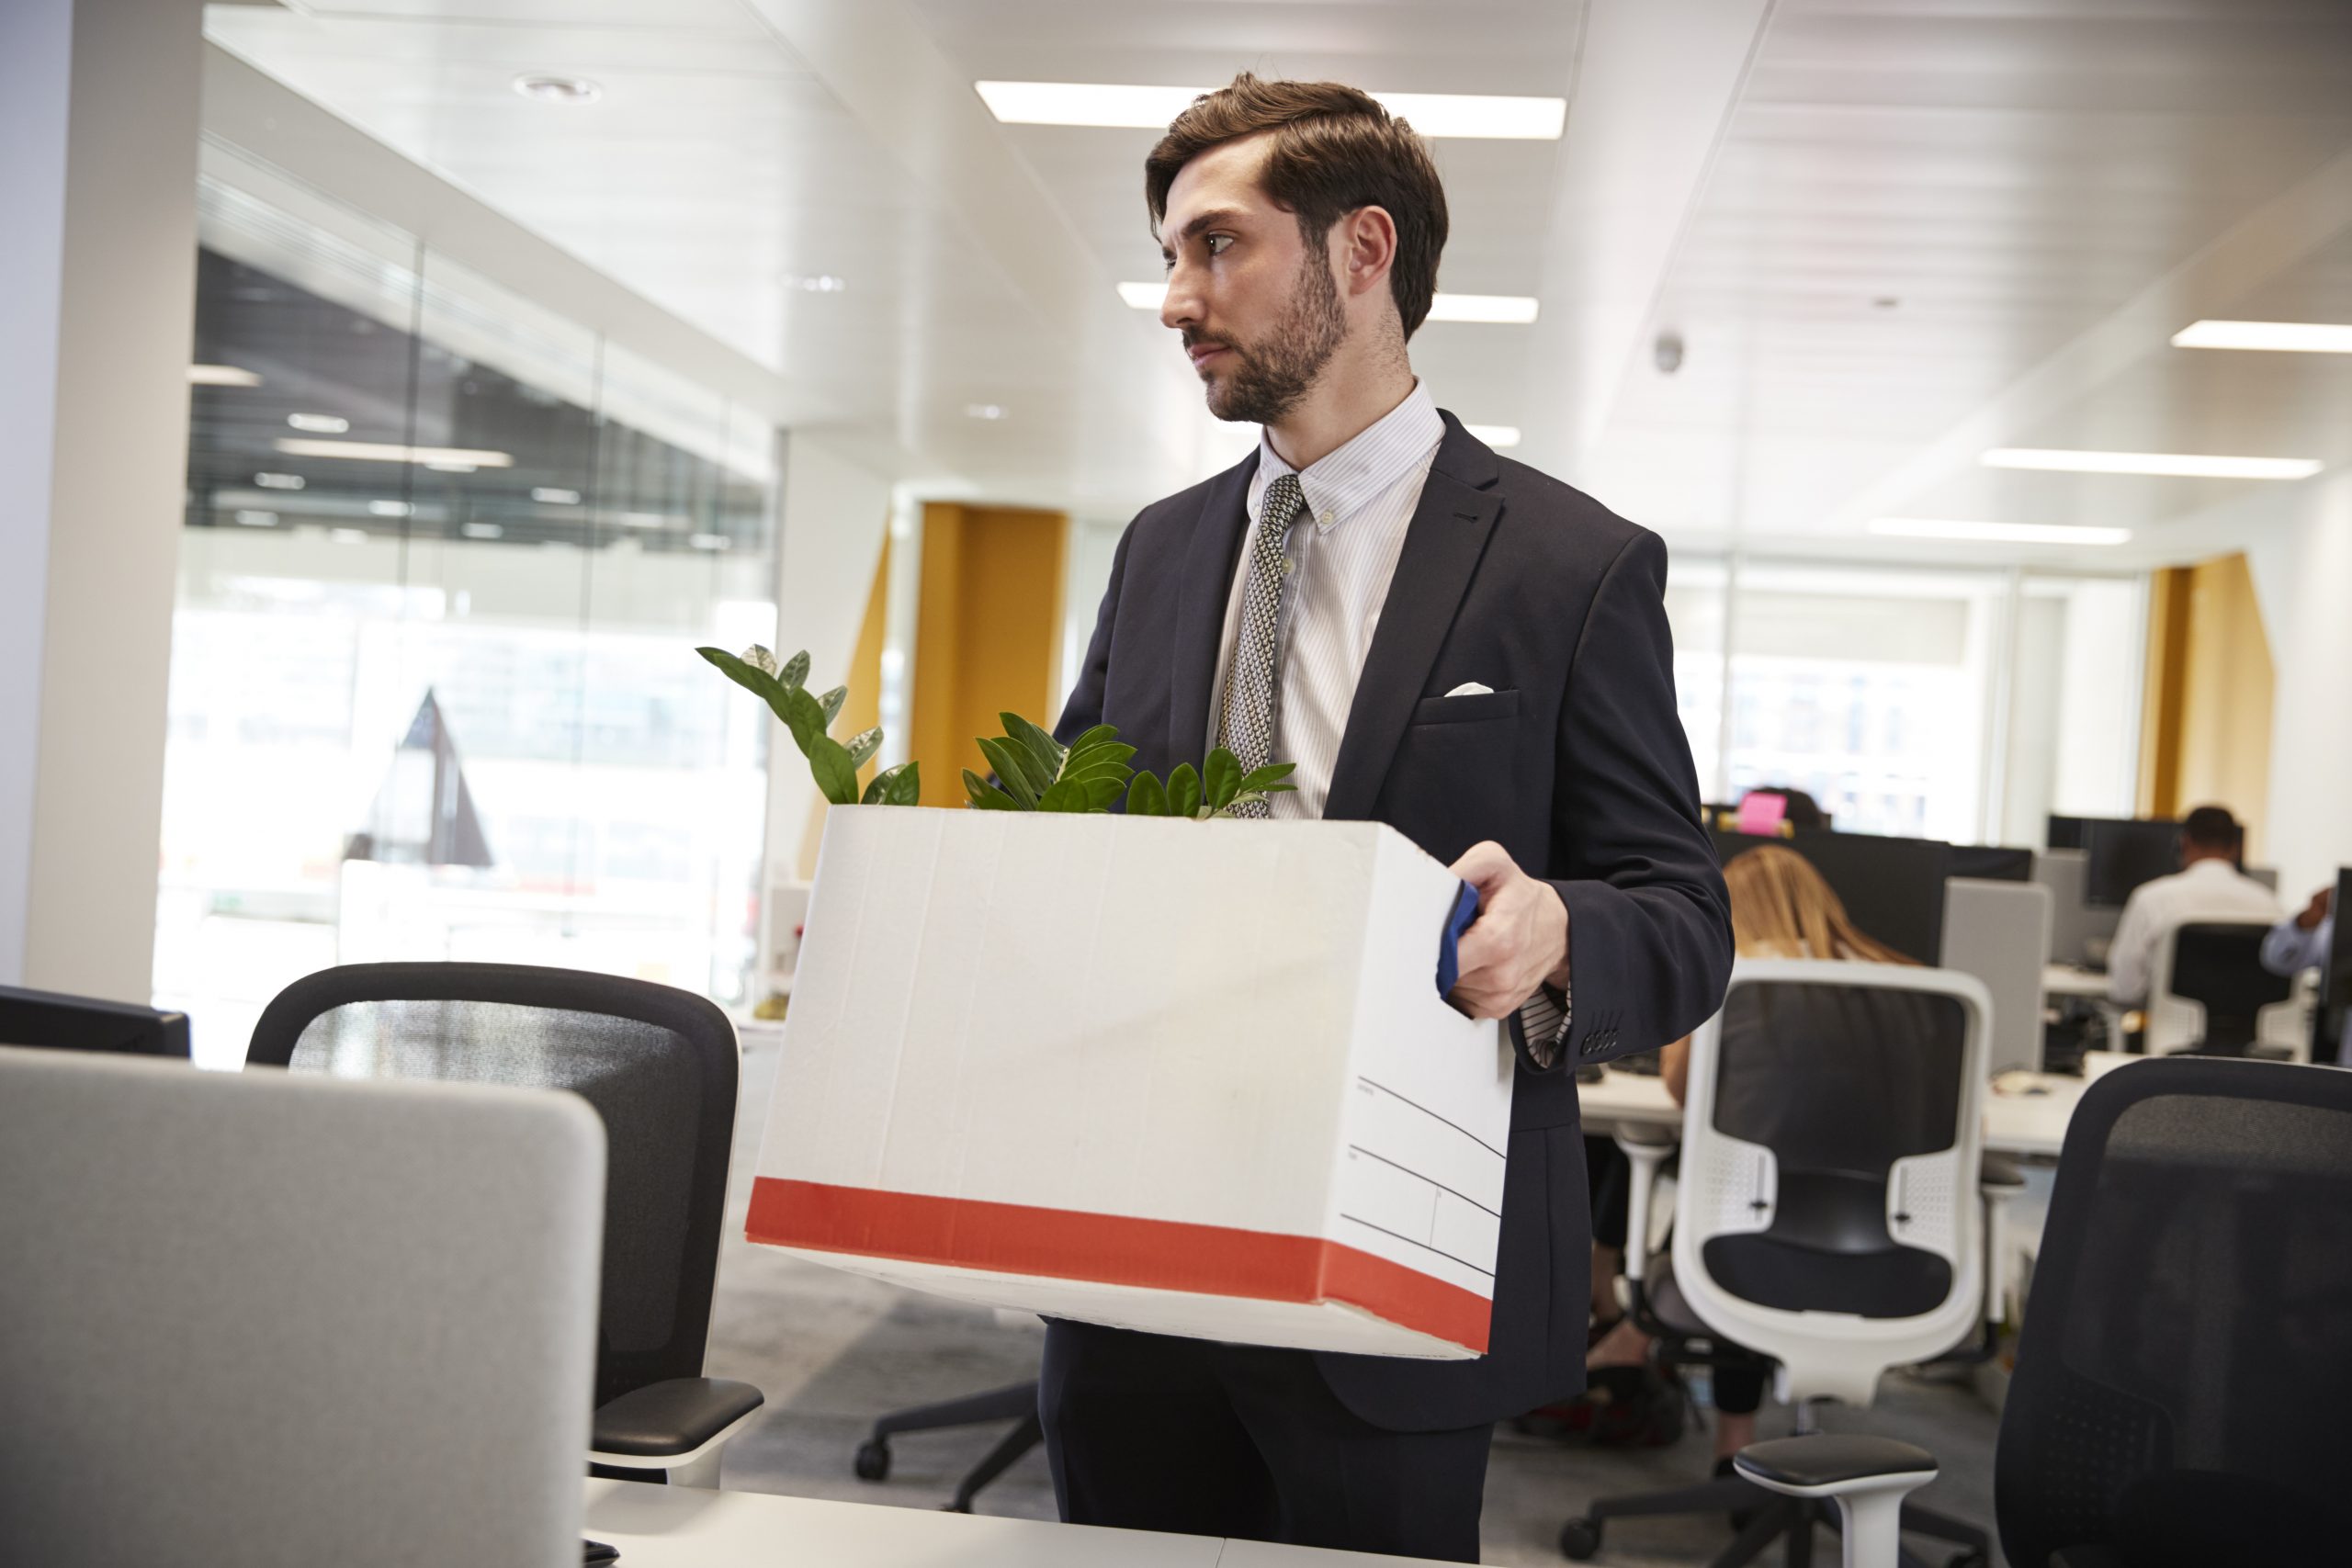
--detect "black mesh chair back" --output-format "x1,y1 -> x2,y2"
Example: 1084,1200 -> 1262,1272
1703,974 -> 1971,1318
1996,1057 -> 2352,1566
2165,922 -> 2295,1055
247,963 -> 738,1409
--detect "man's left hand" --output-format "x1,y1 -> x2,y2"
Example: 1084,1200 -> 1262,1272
1445,840 -> 1570,1021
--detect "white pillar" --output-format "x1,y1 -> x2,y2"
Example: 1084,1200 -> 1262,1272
0,0 -> 204,998
2257,471 -> 2352,905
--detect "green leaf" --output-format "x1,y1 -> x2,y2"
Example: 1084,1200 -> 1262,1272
976,736 -> 1043,808
1167,762 -> 1202,821
818,685 -> 847,727
1203,749 -> 1242,812
779,649 -> 810,693
697,646 -> 796,727
964,768 -> 1019,809
1068,723 -> 1121,754
1037,777 -> 1092,812
1237,761 -> 1296,796
1056,747 -> 1137,791
808,737 -> 859,805
1125,771 -> 1168,817
863,761 -> 921,806
779,684 -> 829,757
844,728 -> 883,769
1001,713 -> 1066,787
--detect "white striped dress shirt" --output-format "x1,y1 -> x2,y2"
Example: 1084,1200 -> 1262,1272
1204,382 -> 1571,1060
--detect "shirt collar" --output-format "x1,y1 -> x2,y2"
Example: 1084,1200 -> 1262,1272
1250,381 -> 1444,533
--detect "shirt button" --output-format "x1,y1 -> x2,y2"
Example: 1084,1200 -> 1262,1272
1320,511 -> 1335,527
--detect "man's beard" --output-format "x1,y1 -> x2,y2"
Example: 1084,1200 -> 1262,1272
1191,249 -> 1348,424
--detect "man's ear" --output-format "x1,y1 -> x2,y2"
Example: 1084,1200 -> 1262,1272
1339,205 -> 1399,300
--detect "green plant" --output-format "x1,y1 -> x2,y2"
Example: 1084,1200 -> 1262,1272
961,715 -> 1295,819
697,644 -> 919,807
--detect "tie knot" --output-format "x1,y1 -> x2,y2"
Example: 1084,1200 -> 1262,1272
1259,471 -> 1306,534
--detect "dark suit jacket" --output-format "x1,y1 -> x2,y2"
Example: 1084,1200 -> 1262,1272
1055,411 -> 1734,1430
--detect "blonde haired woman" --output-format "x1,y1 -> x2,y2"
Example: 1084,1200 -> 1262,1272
1593,845 -> 1917,1476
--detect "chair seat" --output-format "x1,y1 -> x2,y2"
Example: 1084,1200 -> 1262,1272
1736,1434 -> 1937,1493
593,1377 -> 764,1459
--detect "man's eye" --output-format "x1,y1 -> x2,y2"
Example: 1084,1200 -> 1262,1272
1205,234 -> 1234,256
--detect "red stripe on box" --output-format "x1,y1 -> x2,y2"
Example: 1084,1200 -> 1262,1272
747,1176 -> 1490,1353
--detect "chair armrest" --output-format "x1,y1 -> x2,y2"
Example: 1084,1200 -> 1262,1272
1612,1129 -> 1677,1285
1979,1153 -> 2025,1190
593,1377 -> 764,1461
1735,1434 -> 1937,1495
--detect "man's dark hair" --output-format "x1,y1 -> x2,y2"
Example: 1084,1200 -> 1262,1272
1145,73 -> 1449,338
2182,804 -> 2244,854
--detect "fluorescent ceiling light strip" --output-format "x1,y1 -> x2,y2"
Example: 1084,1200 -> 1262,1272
1981,447 -> 2322,480
189,364 -> 261,387
1464,424 -> 1521,449
1118,281 -> 1535,323
1870,518 -> 2132,547
2172,320 -> 2352,354
976,82 -> 1565,140
274,437 -> 515,468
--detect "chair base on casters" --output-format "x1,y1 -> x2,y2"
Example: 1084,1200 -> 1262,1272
856,1380 -> 1043,1512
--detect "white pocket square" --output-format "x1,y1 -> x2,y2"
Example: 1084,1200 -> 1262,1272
1443,682 -> 1495,698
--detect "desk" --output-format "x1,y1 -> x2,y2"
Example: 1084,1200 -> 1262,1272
1576,1067 -> 2086,1158
2041,964 -> 2109,1000
582,1479 -> 1430,1566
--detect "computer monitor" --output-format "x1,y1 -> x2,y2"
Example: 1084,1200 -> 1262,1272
2046,815 -> 2089,852
1711,826 -> 1951,965
1951,844 -> 2035,884
2083,818 -> 2184,909
0,984 -> 188,1056
2318,868 -> 2352,1066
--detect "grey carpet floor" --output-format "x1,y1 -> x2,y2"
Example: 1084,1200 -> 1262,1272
704,1037 -> 2005,1566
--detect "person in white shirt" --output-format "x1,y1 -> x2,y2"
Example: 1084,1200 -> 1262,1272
2263,884 -> 2344,1064
2107,806 -> 2284,1006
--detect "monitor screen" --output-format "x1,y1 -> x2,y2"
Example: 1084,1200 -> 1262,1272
1710,826 -> 1951,965
2047,815 -> 2089,852
0,986 -> 190,1058
2082,819 -> 2183,909
1951,845 -> 2035,884
2321,868 -> 2352,1065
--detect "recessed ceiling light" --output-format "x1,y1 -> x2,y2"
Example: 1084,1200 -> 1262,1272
966,403 -> 1009,421
288,412 -> 350,434
1870,518 -> 2132,547
531,487 -> 581,505
330,528 -> 368,545
2172,319 -> 2352,354
975,81 -> 1566,140
513,73 -> 601,105
1117,281 -> 1537,324
461,523 -> 504,540
254,471 -> 305,491
616,512 -> 675,528
424,460 -> 477,474
232,509 -> 278,527
1465,423 -> 1521,448
188,364 -> 261,387
1981,447 -> 2323,480
689,533 -> 730,551
368,500 -> 413,518
783,273 -> 847,294
275,438 -> 514,468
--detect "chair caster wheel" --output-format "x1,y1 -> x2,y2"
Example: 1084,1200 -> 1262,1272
1558,1517 -> 1603,1560
854,1438 -> 891,1481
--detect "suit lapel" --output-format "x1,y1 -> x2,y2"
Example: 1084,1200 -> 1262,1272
1167,450 -> 1259,770
1322,415 -> 1503,822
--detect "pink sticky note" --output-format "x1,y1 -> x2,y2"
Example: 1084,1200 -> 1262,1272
1736,793 -> 1788,837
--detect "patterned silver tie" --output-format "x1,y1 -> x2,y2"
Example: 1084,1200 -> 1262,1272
1216,471 -> 1307,818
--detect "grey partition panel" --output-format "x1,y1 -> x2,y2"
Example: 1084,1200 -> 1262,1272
2035,849 -> 2119,967
1943,878 -> 2053,1074
0,1048 -> 604,1568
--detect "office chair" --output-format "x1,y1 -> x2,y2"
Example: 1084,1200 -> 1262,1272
1562,960 -> 1996,1568
1738,1055 -> 2352,1567
854,1377 -> 1043,1513
248,962 -> 764,1487
2147,920 -> 2300,1057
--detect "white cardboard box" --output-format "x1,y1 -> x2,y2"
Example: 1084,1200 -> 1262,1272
746,807 -> 1514,1359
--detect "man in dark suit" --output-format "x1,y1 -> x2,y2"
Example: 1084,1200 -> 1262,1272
1046,73 -> 1734,1562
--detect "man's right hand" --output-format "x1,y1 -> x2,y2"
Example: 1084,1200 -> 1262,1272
2299,886 -> 2335,931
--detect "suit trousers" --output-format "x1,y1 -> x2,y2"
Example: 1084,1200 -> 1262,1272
1039,1318 -> 1492,1562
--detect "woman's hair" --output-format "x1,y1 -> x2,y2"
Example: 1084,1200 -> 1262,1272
1724,845 -> 1916,965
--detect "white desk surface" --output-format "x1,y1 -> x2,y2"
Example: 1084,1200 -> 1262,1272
582,1479 -> 1431,1566
2041,964 -> 2111,1000
1575,1066 -> 2086,1158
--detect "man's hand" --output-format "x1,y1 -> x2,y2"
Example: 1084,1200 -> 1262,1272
2300,886 -> 2335,931
1445,840 -> 1570,1021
